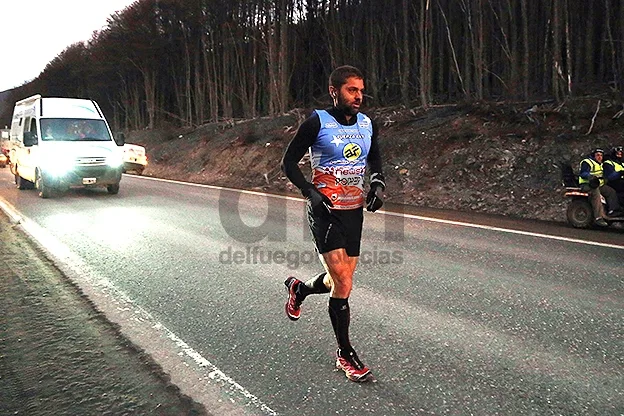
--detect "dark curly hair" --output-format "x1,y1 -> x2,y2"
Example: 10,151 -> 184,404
329,65 -> 364,89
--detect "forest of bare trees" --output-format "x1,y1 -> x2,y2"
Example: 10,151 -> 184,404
2,0 -> 623,131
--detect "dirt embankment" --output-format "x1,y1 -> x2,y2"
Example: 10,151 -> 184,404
127,98 -> 624,224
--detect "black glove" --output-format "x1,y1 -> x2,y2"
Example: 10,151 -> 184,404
302,184 -> 333,217
366,173 -> 386,212
588,176 -> 600,189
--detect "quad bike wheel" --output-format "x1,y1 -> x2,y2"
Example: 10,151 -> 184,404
566,199 -> 593,228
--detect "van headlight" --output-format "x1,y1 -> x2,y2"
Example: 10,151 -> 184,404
107,155 -> 123,168
43,155 -> 74,177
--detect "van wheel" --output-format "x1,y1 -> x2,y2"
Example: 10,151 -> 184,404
36,169 -> 53,198
107,183 -> 120,194
15,169 -> 34,190
567,199 -> 593,228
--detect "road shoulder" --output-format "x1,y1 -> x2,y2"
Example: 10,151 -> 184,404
0,210 -> 208,415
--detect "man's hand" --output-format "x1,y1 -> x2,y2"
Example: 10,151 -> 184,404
302,185 -> 333,217
366,184 -> 384,212
589,176 -> 600,189
366,173 -> 386,212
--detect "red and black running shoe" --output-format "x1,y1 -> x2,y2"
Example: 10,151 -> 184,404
336,349 -> 371,382
284,276 -> 303,321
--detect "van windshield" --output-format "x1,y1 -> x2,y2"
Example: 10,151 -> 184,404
40,119 -> 112,142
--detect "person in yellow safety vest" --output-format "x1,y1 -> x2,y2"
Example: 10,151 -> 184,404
579,148 -> 621,226
604,146 -> 624,206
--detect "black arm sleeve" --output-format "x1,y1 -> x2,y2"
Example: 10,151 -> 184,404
367,120 -> 383,176
281,112 -> 321,192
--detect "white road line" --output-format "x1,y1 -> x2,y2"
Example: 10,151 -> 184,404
137,175 -> 304,202
156,325 -> 277,416
136,175 -> 624,250
382,210 -> 624,250
0,198 -> 278,416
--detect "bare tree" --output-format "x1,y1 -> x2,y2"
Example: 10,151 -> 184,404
419,0 -> 433,107
7,0 -> 622,132
437,0 -> 466,97
520,0 -> 529,99
604,0 -> 622,95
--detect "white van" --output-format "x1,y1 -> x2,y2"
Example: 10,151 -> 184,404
9,94 -> 124,198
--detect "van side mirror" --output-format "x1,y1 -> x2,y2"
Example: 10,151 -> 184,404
114,132 -> 126,146
23,131 -> 38,146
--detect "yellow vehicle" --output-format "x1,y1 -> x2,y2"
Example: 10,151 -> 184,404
122,143 -> 148,175
0,129 -> 9,167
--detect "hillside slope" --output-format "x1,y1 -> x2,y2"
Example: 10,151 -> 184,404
127,98 -> 624,224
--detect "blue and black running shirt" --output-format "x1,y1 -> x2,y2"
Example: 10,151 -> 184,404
281,107 -> 384,210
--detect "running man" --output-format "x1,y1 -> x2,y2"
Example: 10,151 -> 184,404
281,65 -> 385,382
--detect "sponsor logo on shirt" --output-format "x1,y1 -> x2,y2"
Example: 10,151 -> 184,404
343,143 -> 362,161
330,136 -> 344,146
358,115 -> 371,128
325,122 -> 339,128
333,133 -> 365,141
335,176 -> 363,186
320,165 -> 366,175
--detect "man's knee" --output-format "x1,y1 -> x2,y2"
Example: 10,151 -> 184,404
322,249 -> 357,296
331,269 -> 353,285
330,272 -> 353,297
325,264 -> 354,296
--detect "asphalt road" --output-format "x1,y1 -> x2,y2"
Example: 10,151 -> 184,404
0,169 -> 622,416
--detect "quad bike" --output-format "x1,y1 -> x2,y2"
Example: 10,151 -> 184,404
562,164 -> 624,229
563,187 -> 624,229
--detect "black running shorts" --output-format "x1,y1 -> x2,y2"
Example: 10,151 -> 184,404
307,204 -> 364,257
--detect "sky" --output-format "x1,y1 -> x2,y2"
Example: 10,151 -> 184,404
0,0 -> 138,92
